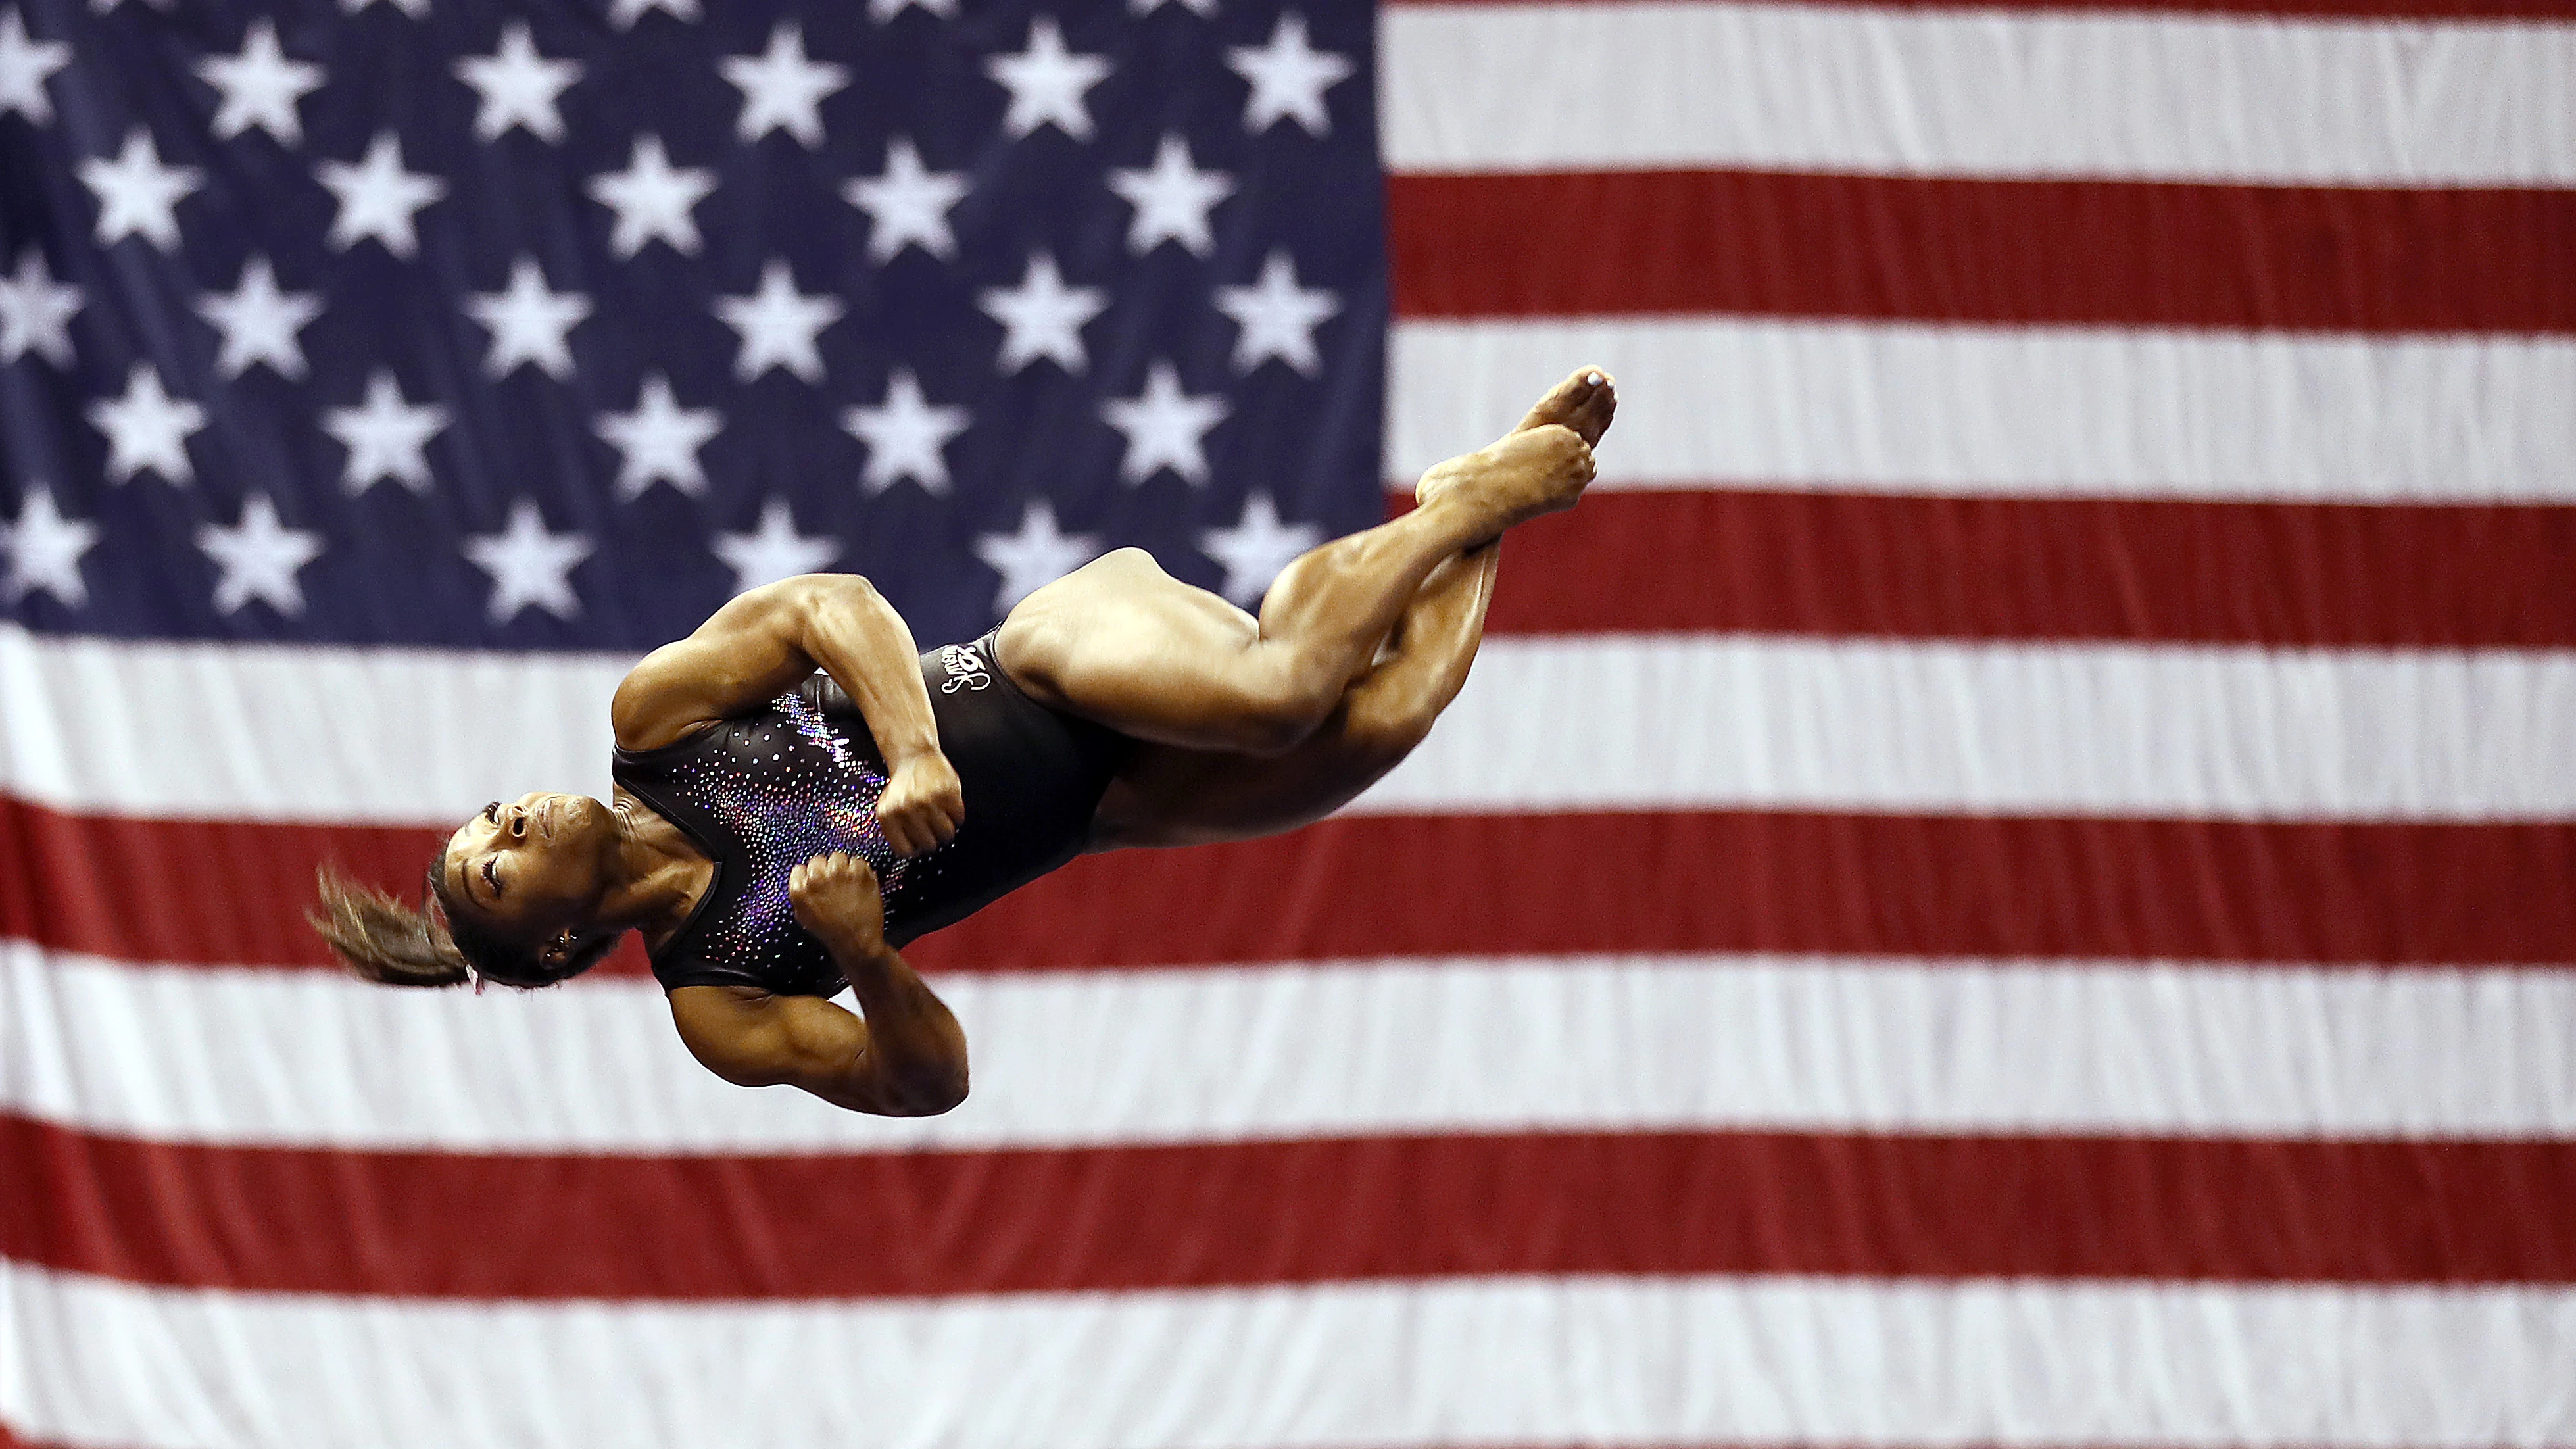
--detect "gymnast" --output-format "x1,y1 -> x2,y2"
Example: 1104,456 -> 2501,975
315,368 -> 1616,1116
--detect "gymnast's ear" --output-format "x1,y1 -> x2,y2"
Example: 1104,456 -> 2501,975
539,927 -> 621,970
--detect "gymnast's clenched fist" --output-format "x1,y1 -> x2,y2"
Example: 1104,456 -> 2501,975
789,851 -> 888,958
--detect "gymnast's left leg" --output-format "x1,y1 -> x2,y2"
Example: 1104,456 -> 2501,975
1070,368 -> 1616,848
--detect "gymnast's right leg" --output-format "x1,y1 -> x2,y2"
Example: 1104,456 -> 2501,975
995,376 -> 1603,757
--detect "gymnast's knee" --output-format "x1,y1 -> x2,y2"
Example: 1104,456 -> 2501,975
1334,694 -> 1436,769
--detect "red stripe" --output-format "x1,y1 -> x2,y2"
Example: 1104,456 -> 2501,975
1461,491 -> 2576,646
1388,0 -> 2576,25
8,796 -> 2574,970
8,1114 -> 2571,1298
1389,172 -> 2576,333
928,812 -> 2576,970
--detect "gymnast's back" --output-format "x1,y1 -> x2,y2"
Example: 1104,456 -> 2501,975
612,634 -> 1128,996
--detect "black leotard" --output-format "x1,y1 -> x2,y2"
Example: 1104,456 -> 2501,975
611,634 -> 1129,997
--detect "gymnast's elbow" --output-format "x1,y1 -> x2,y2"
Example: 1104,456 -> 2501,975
708,572 -> 881,634
773,570 -> 886,618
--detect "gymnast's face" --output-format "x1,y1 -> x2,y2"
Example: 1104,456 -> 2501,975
439,792 -> 621,945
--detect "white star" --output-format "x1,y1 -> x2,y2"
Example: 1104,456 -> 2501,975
595,372 -> 721,500
973,500 -> 1097,612
587,134 -> 715,258
1227,12 -> 1352,135
339,0 -> 429,19
0,247 -> 80,366
195,255 -> 321,379
841,369 -> 969,496
1101,360 -> 1229,487
317,133 -> 446,257
714,499 -> 838,595
198,493 -> 323,616
869,0 -> 955,19
1199,493 -> 1321,606
841,137 -> 968,263
607,0 -> 696,29
1,486 -> 99,607
721,23 -> 847,147
1215,249 -> 1341,375
464,257 -> 590,380
1107,134 -> 1234,257
78,129 -> 201,251
86,365 -> 205,485
324,370 -> 449,494
715,259 -> 842,383
465,500 -> 591,622
195,19 -> 322,145
1,8 -> 72,126
977,253 -> 1105,374
984,16 -> 1111,141
454,21 -> 580,144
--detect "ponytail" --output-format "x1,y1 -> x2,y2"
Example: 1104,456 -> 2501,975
308,865 -> 472,988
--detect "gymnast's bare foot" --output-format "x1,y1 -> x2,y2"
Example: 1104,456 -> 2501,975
1412,422 -> 1595,541
1415,367 -> 1611,522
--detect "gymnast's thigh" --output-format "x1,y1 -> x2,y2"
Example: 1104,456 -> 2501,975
992,549 -> 1294,752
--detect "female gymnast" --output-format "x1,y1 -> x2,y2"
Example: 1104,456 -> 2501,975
315,368 -> 1616,1116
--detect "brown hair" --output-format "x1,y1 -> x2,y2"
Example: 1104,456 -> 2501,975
308,863 -> 614,991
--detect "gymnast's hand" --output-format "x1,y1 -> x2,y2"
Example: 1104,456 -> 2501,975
877,750 -> 963,857
790,852 -> 889,957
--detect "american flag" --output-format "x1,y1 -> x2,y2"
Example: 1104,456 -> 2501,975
4,0 -> 2574,1443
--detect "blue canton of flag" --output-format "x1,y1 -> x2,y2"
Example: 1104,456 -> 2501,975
0,0 -> 1384,651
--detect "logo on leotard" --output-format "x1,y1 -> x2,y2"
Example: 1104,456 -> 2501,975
938,643 -> 994,693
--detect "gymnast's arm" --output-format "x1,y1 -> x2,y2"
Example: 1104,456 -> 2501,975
666,853 -> 969,1116
611,572 -> 962,854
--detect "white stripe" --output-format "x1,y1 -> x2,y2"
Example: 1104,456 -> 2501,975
1390,318 -> 2576,503
10,945 -> 2573,1150
9,1262 -> 2571,1449
10,625 -> 2573,822
0,622 -> 627,823
1382,2 -> 2576,185
1361,636 -> 2576,819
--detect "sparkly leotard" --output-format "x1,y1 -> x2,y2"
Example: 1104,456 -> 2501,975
611,634 -> 1129,997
